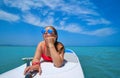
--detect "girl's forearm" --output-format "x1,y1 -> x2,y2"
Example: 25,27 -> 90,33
48,45 -> 63,67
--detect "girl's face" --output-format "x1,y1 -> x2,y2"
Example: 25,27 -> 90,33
42,27 -> 57,39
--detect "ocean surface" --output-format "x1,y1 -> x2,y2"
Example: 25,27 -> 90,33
0,46 -> 120,78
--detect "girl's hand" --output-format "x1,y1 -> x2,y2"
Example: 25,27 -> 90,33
24,65 -> 42,75
45,37 -> 56,47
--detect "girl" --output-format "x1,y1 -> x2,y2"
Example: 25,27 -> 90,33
24,26 -> 64,75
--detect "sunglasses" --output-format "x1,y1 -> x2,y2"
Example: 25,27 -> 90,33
41,29 -> 53,34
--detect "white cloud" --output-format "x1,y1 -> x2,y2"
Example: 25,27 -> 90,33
61,4 -> 98,16
23,13 -> 54,27
4,0 -> 43,11
82,28 -> 116,36
60,21 -> 65,26
85,18 -> 111,25
56,24 -> 82,33
42,0 -> 63,10
23,13 -> 41,26
0,10 -> 20,22
64,24 -> 83,33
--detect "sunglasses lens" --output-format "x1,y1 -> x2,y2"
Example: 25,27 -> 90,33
41,29 -> 46,34
41,28 -> 53,34
48,29 -> 53,34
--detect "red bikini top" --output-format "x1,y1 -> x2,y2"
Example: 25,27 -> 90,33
41,44 -> 52,62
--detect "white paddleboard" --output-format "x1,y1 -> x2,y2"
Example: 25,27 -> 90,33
0,49 -> 84,78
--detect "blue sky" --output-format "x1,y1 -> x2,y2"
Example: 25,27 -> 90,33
0,0 -> 120,46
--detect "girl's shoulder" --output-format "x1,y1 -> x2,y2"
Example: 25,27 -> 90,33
37,41 -> 45,47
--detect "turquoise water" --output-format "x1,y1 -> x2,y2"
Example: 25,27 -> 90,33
0,46 -> 120,78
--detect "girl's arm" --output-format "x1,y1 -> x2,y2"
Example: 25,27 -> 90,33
24,42 -> 43,75
48,42 -> 64,67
